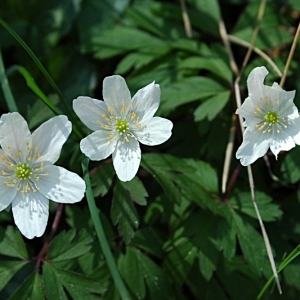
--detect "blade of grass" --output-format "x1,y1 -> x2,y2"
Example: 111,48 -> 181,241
257,245 -> 300,299
0,18 -> 83,138
18,66 -> 61,115
81,156 -> 131,300
0,47 -> 18,112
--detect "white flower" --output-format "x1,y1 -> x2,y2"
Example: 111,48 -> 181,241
236,66 -> 300,166
0,112 -> 86,239
73,75 -> 173,181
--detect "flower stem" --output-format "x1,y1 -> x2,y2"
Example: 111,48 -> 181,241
35,203 -> 64,270
280,21 -> 300,87
0,47 -> 18,112
81,156 -> 130,300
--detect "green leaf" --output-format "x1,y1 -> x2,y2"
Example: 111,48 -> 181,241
231,211 -> 271,278
194,91 -> 230,121
43,263 -> 68,300
118,247 -> 146,299
53,267 -> 106,299
0,260 -> 27,291
119,247 -> 172,299
91,163 -> 115,197
163,238 -> 198,285
230,191 -> 282,222
10,272 -> 43,300
281,146 -> 300,184
182,211 -> 220,280
46,229 -> 92,261
129,227 -> 164,259
179,56 -> 232,82
111,181 -> 139,244
91,26 -> 169,59
17,66 -> 61,115
120,177 -> 148,206
141,154 -> 195,204
0,226 -> 29,259
160,76 -> 226,113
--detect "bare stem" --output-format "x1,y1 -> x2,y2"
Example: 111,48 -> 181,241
280,22 -> 300,87
179,0 -> 192,38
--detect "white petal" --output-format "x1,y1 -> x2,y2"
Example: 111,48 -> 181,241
80,130 -> 116,161
112,138 -> 141,182
73,97 -> 109,131
131,82 -> 160,122
247,66 -> 268,104
36,165 -> 85,204
0,180 -> 17,211
32,115 -> 71,164
290,118 -> 300,144
236,126 -> 270,166
136,117 -> 173,146
12,192 -> 49,239
103,75 -> 132,117
0,112 -> 31,163
270,129 -> 295,159
236,97 -> 257,127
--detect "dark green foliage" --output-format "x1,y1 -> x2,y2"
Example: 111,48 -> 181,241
1,0 -> 300,299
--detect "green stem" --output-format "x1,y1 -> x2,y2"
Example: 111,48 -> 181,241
0,18 -> 83,138
81,157 -> 131,300
0,47 -> 18,112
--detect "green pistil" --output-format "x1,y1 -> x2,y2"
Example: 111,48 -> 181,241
264,111 -> 279,125
115,119 -> 129,134
15,163 -> 32,180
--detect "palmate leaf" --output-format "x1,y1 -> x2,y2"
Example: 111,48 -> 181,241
43,264 -> 106,300
111,180 -> 140,244
0,260 -> 27,291
159,76 -> 226,114
194,91 -> 231,122
10,272 -> 43,300
0,226 -> 28,259
46,229 -> 92,262
230,191 -> 282,222
118,247 -> 172,299
141,153 -> 195,204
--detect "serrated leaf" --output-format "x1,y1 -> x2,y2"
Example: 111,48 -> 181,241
0,260 -> 27,291
10,272 -> 43,300
0,226 -> 28,259
194,91 -> 230,121
160,77 -> 226,113
230,191 -> 282,222
118,247 -> 146,299
130,227 -> 164,259
120,177 -> 148,206
43,263 -> 68,300
231,211 -> 271,278
119,247 -> 172,299
46,229 -> 92,261
213,218 -> 236,260
182,211 -> 220,280
53,267 -> 106,299
111,181 -> 139,244
91,163 -> 115,197
281,146 -> 300,184
179,57 -> 232,82
163,239 -> 198,285
141,154 -> 195,203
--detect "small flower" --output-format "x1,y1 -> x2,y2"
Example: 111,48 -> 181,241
73,75 -> 173,181
236,66 -> 300,166
0,112 -> 86,239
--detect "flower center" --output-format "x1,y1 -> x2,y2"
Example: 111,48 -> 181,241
264,111 -> 279,125
15,163 -> 32,180
115,119 -> 129,134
